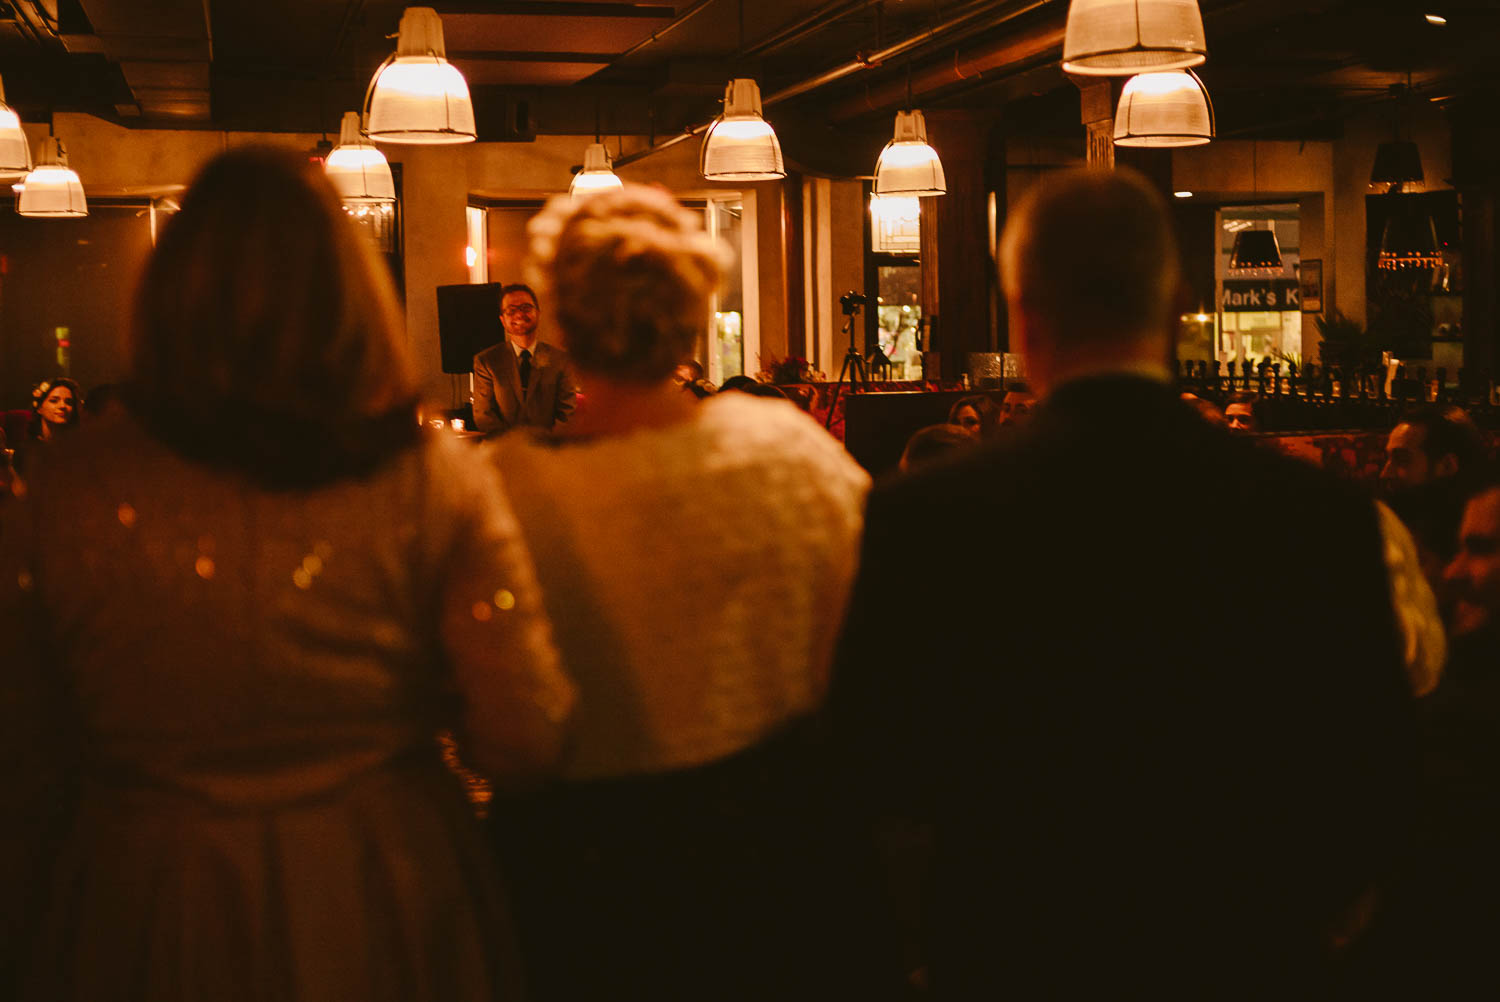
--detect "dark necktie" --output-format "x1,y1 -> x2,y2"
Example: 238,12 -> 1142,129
518,349 -> 533,398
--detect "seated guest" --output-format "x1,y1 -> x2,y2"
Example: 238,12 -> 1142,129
1352,474 -> 1500,999
998,386 -> 1037,428
489,184 -> 880,1002
0,148 -> 574,1001
1383,404 -> 1489,615
721,374 -> 790,400
900,423 -> 977,474
12,378 -> 81,475
947,394 -> 998,438
1224,390 -> 1258,432
832,167 -> 1416,1000
1382,404 -> 1486,491
672,358 -> 704,385
1181,391 -> 1227,427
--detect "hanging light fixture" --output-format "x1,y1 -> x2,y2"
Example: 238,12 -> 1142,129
1378,196 -> 1444,270
1062,0 -> 1207,76
1226,142 -> 1281,277
0,75 -> 31,180
570,142 -> 623,198
17,136 -> 86,218
873,109 -> 946,197
1113,70 -> 1213,147
1227,226 -> 1283,277
364,7 -> 476,145
324,111 -> 396,204
1369,140 -> 1425,192
701,78 -> 785,182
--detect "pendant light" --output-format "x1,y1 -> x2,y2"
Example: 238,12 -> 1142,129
1062,0 -> 1207,76
1227,143 -> 1281,277
570,142 -> 623,199
364,7 -> 476,145
0,75 -> 31,179
324,111 -> 396,204
1113,69 -> 1213,147
874,109 -> 946,197
17,136 -> 86,218
1378,196 -> 1443,270
700,78 -> 785,182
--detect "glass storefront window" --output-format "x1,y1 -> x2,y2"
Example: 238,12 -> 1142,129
706,198 -> 744,382
876,263 -> 923,380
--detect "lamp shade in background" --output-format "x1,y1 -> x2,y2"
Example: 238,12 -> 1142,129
873,110 -> 946,197
1370,140 -> 1424,192
0,75 -> 30,179
1227,227 -> 1283,277
700,79 -> 785,182
1062,0 -> 1207,76
1113,70 -> 1213,146
365,7 -> 476,145
325,111 -> 396,203
570,142 -> 624,198
17,137 -> 86,217
1378,196 -> 1443,270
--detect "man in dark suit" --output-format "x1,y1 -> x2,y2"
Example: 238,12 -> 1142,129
832,168 -> 1416,1000
472,283 -> 578,435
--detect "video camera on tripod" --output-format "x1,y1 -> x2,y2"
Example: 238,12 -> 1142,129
839,290 -> 870,315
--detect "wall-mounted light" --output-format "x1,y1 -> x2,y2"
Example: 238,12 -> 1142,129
1113,70 -> 1214,147
701,79 -> 785,182
0,75 -> 31,180
873,110 -> 946,197
1062,0 -> 1207,76
1174,191 -> 1194,198
18,136 -> 86,217
324,111 -> 396,204
570,142 -> 624,198
1424,14 -> 1447,25
365,7 -> 476,145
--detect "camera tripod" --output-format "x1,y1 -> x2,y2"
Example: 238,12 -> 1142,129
825,306 -> 888,429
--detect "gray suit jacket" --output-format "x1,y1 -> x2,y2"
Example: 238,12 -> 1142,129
472,340 -> 578,435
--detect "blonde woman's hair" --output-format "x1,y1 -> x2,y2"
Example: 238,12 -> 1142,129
525,185 -> 729,381
129,147 -> 419,487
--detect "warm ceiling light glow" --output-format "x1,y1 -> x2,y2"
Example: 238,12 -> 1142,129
17,137 -> 86,217
1174,190 -> 1194,198
569,142 -> 624,198
0,75 -> 29,180
873,110 -> 946,197
324,111 -> 396,204
1113,70 -> 1214,147
1424,14 -> 1447,25
869,193 -> 921,225
365,7 -> 476,145
1062,0 -> 1207,76
701,78 -> 785,182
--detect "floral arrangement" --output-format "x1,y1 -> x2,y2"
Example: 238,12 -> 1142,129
762,355 -> 813,385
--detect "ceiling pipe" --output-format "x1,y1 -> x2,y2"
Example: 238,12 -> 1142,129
827,14 -> 1064,121
740,0 -> 886,61
611,0 -> 719,63
615,0 -> 1042,168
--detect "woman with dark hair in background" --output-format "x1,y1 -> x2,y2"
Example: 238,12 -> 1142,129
947,393 -> 1000,439
0,148 -> 574,1002
489,184 -> 880,1002
11,377 -> 83,477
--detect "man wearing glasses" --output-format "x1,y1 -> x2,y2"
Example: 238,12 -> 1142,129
472,283 -> 578,435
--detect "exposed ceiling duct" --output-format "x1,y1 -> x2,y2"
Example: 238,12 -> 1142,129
67,0 -> 211,120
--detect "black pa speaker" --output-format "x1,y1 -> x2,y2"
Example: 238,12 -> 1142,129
437,283 -> 503,374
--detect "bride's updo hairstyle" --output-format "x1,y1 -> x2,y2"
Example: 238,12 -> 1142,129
525,185 -> 729,382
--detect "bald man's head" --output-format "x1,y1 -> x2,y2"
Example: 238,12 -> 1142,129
1001,167 -> 1180,357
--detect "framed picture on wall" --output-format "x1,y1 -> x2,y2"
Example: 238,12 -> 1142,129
1300,259 -> 1323,313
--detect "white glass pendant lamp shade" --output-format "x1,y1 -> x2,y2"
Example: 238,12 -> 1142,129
18,137 -> 86,218
569,143 -> 624,198
1062,0 -> 1207,76
701,79 -> 785,182
874,110 -> 946,197
0,76 -> 31,179
365,7 -> 476,145
1113,70 -> 1213,147
324,112 -> 396,203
